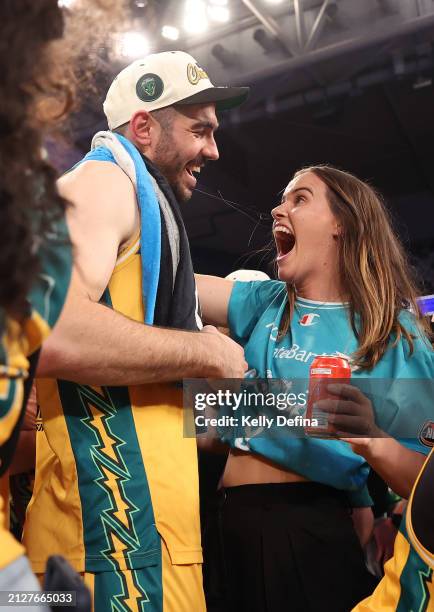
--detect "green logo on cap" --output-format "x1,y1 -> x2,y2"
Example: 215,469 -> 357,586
136,73 -> 164,102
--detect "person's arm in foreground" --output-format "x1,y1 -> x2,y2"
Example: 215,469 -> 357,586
37,162 -> 247,384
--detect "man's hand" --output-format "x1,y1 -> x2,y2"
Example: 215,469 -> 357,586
200,325 -> 248,378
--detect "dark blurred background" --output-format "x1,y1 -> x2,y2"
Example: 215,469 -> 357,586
55,0 -> 434,291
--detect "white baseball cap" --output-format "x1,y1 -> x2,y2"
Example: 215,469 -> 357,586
103,50 -> 249,130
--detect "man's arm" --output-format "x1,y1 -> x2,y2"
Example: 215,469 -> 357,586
37,162 -> 247,383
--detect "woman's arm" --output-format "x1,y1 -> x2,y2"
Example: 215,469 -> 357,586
348,438 -> 426,499
318,383 -> 427,498
195,274 -> 233,327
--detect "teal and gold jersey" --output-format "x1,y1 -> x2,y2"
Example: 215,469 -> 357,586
354,449 -> 434,611
226,281 -> 434,492
24,231 -> 202,578
0,217 -> 71,448
0,217 -> 71,569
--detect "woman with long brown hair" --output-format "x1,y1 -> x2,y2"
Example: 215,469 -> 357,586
197,165 -> 434,612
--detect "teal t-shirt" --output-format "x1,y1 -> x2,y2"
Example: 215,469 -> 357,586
226,280 -> 434,494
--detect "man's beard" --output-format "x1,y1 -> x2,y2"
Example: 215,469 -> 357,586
152,130 -> 195,203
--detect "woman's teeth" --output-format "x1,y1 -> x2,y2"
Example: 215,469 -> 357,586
274,225 -> 296,257
274,225 -> 292,235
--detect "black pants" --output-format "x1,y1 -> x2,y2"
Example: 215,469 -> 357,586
203,482 -> 377,612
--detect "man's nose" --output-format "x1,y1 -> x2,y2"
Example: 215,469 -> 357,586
203,134 -> 219,161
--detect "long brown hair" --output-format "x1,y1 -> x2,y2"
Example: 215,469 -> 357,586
0,0 -> 74,317
0,0 -> 128,318
278,165 -> 428,370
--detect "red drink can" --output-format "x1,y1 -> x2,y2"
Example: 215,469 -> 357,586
304,355 -> 351,438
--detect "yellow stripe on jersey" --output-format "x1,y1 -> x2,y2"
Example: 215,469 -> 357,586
23,379 -> 86,573
353,531 -> 410,611
0,312 -> 50,445
0,474 -> 24,570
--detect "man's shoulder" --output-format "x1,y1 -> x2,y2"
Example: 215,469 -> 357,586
58,159 -> 139,250
59,159 -> 133,195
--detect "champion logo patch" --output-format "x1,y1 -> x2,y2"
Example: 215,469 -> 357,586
419,420 -> 434,447
299,313 -> 320,326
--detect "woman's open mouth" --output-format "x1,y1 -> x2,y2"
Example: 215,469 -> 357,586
274,225 -> 296,261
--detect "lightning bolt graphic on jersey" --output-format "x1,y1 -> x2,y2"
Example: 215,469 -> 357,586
420,567 -> 434,612
77,385 -> 150,608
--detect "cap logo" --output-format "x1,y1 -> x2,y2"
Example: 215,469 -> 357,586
187,63 -> 209,85
136,73 -> 164,102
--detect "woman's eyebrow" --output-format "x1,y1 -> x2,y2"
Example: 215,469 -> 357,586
289,186 -> 314,196
282,186 -> 314,202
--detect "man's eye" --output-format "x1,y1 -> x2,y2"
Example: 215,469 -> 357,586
295,195 -> 305,204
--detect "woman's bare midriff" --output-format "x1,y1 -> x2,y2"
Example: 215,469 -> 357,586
221,448 -> 309,487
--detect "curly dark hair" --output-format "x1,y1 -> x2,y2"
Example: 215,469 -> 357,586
0,0 -> 73,316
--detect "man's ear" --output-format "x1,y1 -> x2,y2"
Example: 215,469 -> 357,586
129,110 -> 155,147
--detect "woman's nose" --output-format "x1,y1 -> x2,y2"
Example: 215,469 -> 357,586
271,202 -> 287,221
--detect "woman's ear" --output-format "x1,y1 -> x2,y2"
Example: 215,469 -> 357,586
332,222 -> 342,239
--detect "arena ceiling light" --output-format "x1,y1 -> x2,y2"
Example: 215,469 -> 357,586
58,0 -> 77,8
183,0 -> 209,34
116,31 -> 150,59
208,5 -> 230,23
161,25 -> 180,41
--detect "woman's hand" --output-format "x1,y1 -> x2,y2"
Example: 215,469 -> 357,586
315,383 -> 385,456
316,383 -> 425,497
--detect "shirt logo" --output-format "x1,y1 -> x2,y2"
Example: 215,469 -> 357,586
419,420 -> 434,447
299,313 -> 320,326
